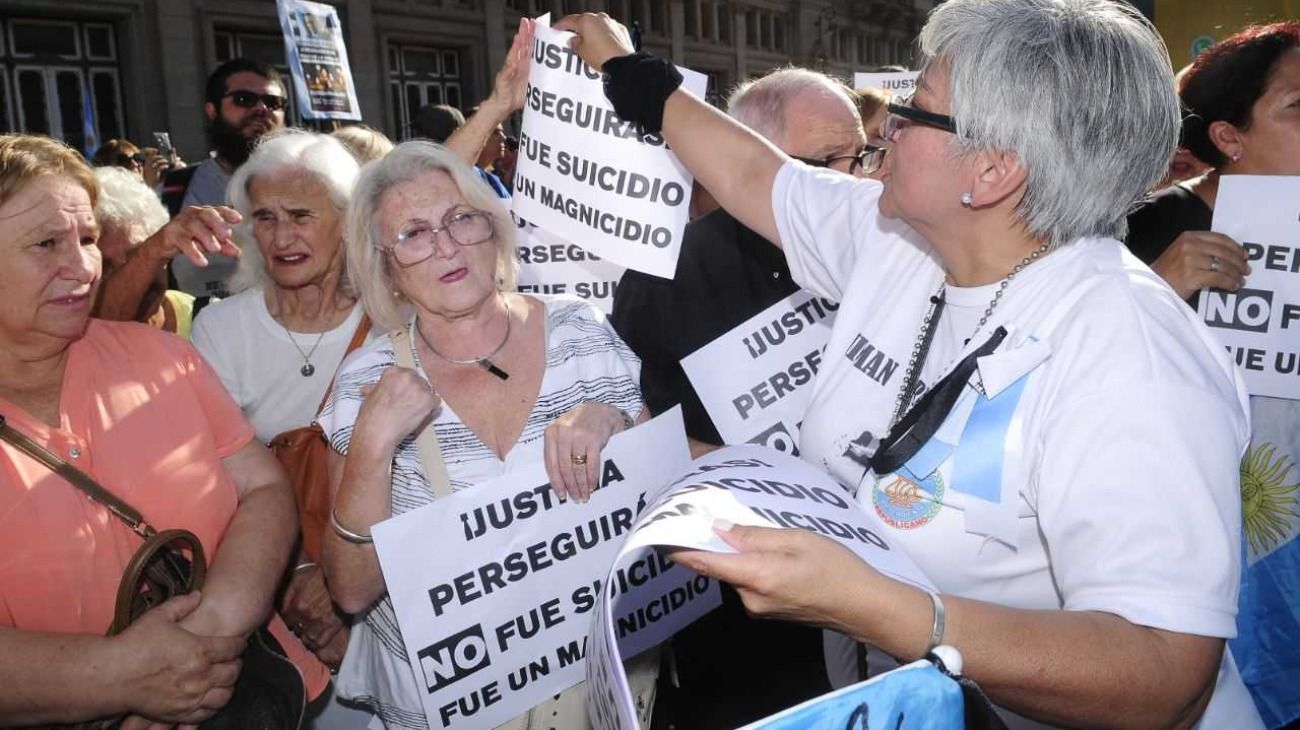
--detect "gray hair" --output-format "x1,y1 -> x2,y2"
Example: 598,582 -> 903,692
920,0 -> 1178,248
344,140 -> 519,332
226,129 -> 360,293
93,167 -> 169,236
727,67 -> 859,144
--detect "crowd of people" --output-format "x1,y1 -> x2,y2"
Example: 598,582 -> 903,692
0,1 -> 1296,728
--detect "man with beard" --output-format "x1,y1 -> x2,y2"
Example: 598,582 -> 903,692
161,58 -> 287,301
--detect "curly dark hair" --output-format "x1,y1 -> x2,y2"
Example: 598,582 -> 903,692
1180,21 -> 1300,167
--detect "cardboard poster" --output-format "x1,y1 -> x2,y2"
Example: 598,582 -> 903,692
511,16 -> 707,279
276,0 -> 362,120
586,445 -> 936,728
681,291 -> 838,454
372,410 -> 693,729
1204,175 -> 1300,400
853,71 -> 919,96
515,222 -> 626,315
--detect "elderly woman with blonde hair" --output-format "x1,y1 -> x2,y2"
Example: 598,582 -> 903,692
316,139 -> 657,728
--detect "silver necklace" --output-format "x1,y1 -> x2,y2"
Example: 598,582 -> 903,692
410,298 -> 512,381
280,322 -> 328,377
888,241 -> 1051,428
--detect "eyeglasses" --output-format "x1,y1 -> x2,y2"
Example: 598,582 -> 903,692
792,145 -> 886,177
381,207 -> 495,267
222,90 -> 288,112
883,95 -> 957,141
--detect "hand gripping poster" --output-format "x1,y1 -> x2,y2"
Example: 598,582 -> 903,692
511,15 -> 708,279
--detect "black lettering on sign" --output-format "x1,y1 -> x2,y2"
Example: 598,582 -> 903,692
494,597 -> 566,652
419,623 -> 492,694
556,636 -> 588,667
1201,288 -> 1273,333
748,421 -> 799,455
1243,241 -> 1300,273
615,575 -> 711,638
1275,350 -> 1299,375
437,679 -> 503,727
732,349 -> 825,419
505,655 -> 551,691
538,184 -> 674,248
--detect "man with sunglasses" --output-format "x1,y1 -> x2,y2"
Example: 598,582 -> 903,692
609,66 -> 867,729
161,58 -> 287,303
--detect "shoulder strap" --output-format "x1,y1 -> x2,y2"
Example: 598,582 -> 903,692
391,326 -> 453,498
315,314 -> 372,413
0,414 -> 157,538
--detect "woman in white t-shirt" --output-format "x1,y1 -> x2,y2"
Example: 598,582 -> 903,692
191,130 -> 368,681
557,1 -> 1260,727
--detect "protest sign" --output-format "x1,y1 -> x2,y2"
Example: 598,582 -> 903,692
515,222 -> 626,315
1204,175 -> 1300,400
372,409 -> 693,729
276,0 -> 362,120
681,291 -> 838,454
586,445 -> 935,728
853,71 -> 919,96
511,16 -> 707,279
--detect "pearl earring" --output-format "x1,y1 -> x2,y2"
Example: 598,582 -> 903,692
960,192 -> 974,206
1231,153 -> 1242,162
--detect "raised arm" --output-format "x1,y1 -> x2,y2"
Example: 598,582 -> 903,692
553,14 -> 786,245
444,19 -> 535,168
96,206 -> 241,321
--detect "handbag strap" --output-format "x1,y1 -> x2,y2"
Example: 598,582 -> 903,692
315,314 -> 373,413
0,414 -> 157,538
391,325 -> 453,498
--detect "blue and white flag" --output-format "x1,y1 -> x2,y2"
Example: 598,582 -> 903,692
1232,396 -> 1300,729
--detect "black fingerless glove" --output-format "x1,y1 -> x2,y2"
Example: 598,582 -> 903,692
602,52 -> 684,135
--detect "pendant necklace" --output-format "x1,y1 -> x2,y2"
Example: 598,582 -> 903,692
281,322 -> 328,377
888,241 -> 1052,429
411,298 -> 512,381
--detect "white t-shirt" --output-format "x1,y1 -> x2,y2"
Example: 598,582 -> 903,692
771,161 -> 1260,728
191,288 -> 369,443
317,295 -> 644,729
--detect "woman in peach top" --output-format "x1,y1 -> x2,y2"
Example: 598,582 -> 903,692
0,134 -> 328,725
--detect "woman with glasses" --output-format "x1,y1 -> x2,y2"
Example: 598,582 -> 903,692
315,140 -> 658,728
557,0 -> 1258,727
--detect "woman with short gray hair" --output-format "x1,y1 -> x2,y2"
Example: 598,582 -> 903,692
558,0 -> 1260,726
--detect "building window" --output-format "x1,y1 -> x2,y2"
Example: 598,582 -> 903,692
649,1 -> 668,35
2,16 -> 124,153
685,0 -> 699,39
388,40 -> 464,140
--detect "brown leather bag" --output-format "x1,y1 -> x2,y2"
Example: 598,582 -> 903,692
269,316 -> 370,563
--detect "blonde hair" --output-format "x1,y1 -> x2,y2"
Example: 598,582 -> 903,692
345,140 -> 518,332
332,125 -> 395,164
0,134 -> 99,209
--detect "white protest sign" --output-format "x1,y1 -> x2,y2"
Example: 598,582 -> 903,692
681,291 -> 838,453
585,445 -> 935,728
1203,175 -> 1300,400
853,71 -> 919,96
372,409 -> 692,729
276,0 -> 362,120
511,16 -> 708,279
515,223 -> 626,315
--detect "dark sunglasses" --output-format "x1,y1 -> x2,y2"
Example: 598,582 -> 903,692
222,90 -> 288,112
793,145 -> 886,177
116,152 -> 146,167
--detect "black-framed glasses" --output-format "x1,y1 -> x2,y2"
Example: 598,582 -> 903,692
793,145 -> 886,177
883,95 -> 957,140
222,90 -> 288,112
116,153 -> 145,168
381,207 -> 495,267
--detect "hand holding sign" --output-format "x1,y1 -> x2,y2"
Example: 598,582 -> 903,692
671,522 -> 885,634
1153,229 -> 1250,299
552,13 -> 637,70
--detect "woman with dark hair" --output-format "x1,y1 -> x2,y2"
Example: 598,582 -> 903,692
1124,22 -> 1300,729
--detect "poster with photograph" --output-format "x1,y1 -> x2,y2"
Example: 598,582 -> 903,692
277,0 -> 362,120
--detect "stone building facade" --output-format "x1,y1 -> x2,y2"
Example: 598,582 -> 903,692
0,0 -> 932,160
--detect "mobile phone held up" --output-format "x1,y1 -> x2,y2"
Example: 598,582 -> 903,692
152,132 -> 174,159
